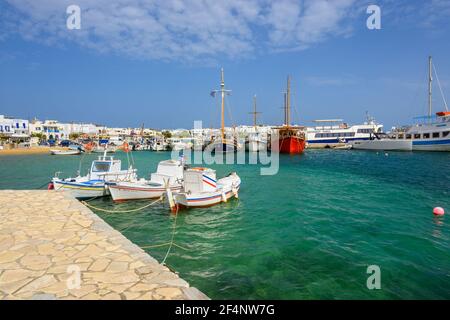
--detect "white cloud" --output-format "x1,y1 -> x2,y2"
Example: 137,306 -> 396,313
0,0 -> 370,61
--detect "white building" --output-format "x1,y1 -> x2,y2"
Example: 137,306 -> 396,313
29,119 -> 66,140
0,115 -> 29,137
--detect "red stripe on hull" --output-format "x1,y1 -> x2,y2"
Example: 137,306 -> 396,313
279,136 -> 305,154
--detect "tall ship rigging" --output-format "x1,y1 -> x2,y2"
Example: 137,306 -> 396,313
208,68 -> 238,153
274,76 -> 306,154
245,95 -> 267,152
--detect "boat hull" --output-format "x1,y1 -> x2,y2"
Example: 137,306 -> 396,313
278,136 -> 305,154
109,183 -> 182,201
352,139 -> 412,151
52,180 -> 108,199
174,184 -> 240,208
412,139 -> 450,151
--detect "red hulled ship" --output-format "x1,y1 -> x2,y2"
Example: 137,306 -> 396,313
276,76 -> 306,154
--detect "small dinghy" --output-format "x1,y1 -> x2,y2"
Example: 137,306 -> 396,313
50,145 -> 83,155
50,151 -> 136,199
50,149 -> 81,155
108,160 -> 184,201
166,167 -> 241,212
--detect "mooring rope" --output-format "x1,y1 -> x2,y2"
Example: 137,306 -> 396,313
162,204 -> 179,265
81,197 -> 161,213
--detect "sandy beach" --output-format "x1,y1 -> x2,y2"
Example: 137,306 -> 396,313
0,146 -> 67,156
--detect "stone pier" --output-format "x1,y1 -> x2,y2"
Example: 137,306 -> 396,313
0,190 -> 208,300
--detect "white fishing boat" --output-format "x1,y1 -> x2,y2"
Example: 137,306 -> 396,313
108,160 -> 184,201
50,151 -> 137,199
151,139 -> 168,151
389,57 -> 450,152
306,113 -> 383,149
166,167 -> 240,212
92,144 -> 117,153
168,138 -> 193,151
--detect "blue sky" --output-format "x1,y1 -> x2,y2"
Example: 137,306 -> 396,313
1,0 -> 450,129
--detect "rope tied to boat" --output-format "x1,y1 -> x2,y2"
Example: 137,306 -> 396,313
81,197 -> 162,213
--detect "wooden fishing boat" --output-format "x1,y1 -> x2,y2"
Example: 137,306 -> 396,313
108,160 -> 184,201
166,168 -> 240,212
50,148 -> 136,199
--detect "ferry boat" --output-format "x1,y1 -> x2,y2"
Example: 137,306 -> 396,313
389,57 -> 450,151
166,168 -> 240,212
273,76 -> 306,154
306,114 -> 383,149
245,95 -> 267,152
50,150 -> 137,199
208,69 -> 239,153
108,160 -> 183,201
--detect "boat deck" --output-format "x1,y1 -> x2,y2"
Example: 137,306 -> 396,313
0,190 -> 207,300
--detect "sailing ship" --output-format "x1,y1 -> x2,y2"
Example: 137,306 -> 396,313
208,68 -> 238,153
245,95 -> 267,152
274,76 -> 306,154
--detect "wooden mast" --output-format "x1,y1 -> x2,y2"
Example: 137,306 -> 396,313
249,94 -> 261,129
286,76 -> 291,127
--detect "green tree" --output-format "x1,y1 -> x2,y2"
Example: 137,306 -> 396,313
162,130 -> 172,139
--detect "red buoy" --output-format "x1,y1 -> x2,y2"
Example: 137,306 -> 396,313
433,207 -> 445,216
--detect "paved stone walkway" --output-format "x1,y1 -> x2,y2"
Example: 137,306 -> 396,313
0,190 -> 208,300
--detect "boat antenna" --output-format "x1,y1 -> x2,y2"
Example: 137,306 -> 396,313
249,94 -> 261,129
432,60 -> 449,112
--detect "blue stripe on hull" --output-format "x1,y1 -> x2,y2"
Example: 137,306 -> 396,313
412,139 -> 450,146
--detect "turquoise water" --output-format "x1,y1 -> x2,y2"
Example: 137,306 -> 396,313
1,150 -> 449,299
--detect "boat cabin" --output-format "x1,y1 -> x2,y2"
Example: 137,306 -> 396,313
183,168 -> 217,193
89,156 -> 122,180
150,160 -> 184,184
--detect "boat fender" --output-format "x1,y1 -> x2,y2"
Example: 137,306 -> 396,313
232,185 -> 239,199
221,189 -> 227,203
47,182 -> 54,190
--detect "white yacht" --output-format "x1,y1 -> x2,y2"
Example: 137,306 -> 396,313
306,115 -> 383,148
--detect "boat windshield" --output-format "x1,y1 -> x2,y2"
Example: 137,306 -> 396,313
92,161 -> 111,172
